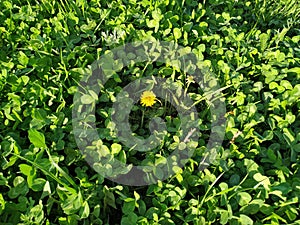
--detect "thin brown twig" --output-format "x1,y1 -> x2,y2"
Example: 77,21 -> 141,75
183,128 -> 196,143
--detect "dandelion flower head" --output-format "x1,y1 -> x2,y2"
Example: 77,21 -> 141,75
140,91 -> 156,107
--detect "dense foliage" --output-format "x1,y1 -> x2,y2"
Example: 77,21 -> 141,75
0,0 -> 300,224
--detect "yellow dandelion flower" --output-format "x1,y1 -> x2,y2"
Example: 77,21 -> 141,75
140,91 -> 157,107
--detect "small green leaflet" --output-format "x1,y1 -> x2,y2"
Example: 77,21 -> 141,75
28,129 -> 47,148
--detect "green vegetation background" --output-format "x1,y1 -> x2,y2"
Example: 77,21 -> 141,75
0,0 -> 300,224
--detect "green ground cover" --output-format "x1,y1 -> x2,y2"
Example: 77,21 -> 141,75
0,0 -> 300,224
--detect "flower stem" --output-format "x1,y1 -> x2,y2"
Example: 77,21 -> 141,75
141,109 -> 145,128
